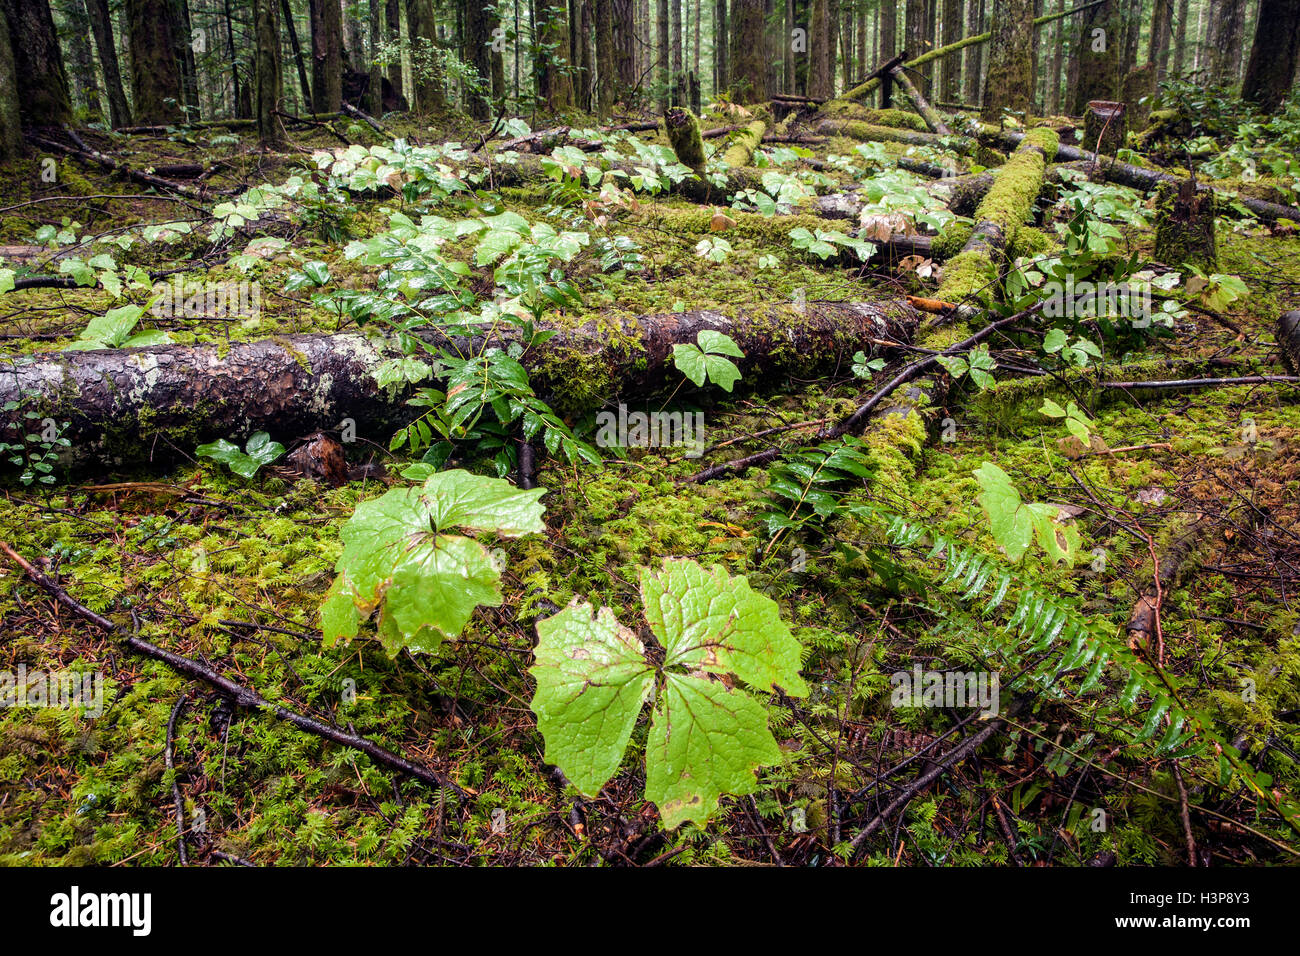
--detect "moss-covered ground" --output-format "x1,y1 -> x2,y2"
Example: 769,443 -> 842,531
1,106 -> 1298,867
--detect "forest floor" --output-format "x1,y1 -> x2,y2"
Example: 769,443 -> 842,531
1,99 -> 1299,866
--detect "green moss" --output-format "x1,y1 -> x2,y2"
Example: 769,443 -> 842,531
935,250 -> 997,302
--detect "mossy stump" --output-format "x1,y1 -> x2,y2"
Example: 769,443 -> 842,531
1153,180 -> 1218,271
664,107 -> 707,177
1083,101 -> 1126,156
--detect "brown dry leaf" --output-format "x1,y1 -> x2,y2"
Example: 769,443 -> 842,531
710,211 -> 735,232
858,211 -> 910,241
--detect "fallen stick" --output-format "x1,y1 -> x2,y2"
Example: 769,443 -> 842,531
0,539 -> 469,798
28,132 -> 207,199
889,65 -> 953,135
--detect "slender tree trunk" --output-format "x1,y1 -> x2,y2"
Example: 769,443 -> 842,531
614,0 -> 635,90
1069,0 -> 1119,113
1047,0 -> 1063,113
60,0 -> 103,120
577,0 -> 593,109
657,0 -> 669,108
1171,0 -> 1189,78
310,0 -> 344,111
715,0 -> 727,93
596,0 -> 615,111
125,0 -> 182,124
255,0 -> 284,147
809,0 -> 831,98
982,0 -> 1032,119
465,0 -> 493,118
1151,0 -> 1172,82
386,0 -> 403,97
86,0 -> 132,126
343,0 -> 363,71
878,0 -> 897,105
672,0 -> 681,99
283,0 -> 314,109
173,0 -> 199,118
1242,0 -> 1300,112
692,0 -> 700,81
0,5 -> 23,159
963,0 -> 983,104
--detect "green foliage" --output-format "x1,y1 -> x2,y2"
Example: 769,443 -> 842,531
758,436 -> 876,536
671,330 -> 744,391
196,431 -> 286,479
937,344 -> 997,390
529,558 -> 807,828
65,303 -> 170,350
788,225 -> 875,262
321,469 -> 546,656
972,461 -> 1080,565
0,406 -> 69,486
1039,398 -> 1094,443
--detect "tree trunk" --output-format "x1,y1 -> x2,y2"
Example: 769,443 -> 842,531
86,0 -> 132,127
714,0 -> 727,93
2,302 -> 920,469
224,0 -> 252,118
368,0 -> 383,115
939,0 -> 960,102
982,0 -> 1032,119
1171,0 -> 1189,78
963,0 -> 983,104
671,0 -> 681,100
254,0 -> 284,148
405,0 -> 442,112
879,0 -> 896,105
730,0 -> 765,101
386,0 -> 403,97
1242,0 -> 1300,112
808,0 -> 832,99
310,0 -> 344,112
596,0 -> 615,112
657,0 -> 669,108
1069,0 -> 1118,114
60,0 -> 103,121
1150,0 -> 1172,82
613,0 -> 635,91
283,0 -> 314,110
541,0 -> 575,109
0,6 -> 22,159
0,0 -> 73,125
173,0 -> 200,119
125,0 -> 183,124
1209,0 -> 1247,86
465,0 -> 494,118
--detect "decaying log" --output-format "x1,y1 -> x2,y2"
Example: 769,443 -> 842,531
1280,311 -> 1300,375
28,133 -> 208,199
665,107 -> 707,176
1,301 -> 920,468
720,120 -> 767,167
933,127 -> 1059,302
889,65 -> 953,136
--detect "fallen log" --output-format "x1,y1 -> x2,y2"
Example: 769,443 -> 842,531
889,65 -> 953,135
932,127 -> 1059,297
1,301 -> 920,469
29,132 -> 208,199
720,120 -> 767,167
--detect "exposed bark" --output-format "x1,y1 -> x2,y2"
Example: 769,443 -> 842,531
983,0 -> 1033,119
809,0 -> 832,100
730,0 -> 765,102
1242,0 -> 1300,112
61,0 -> 103,121
1,0 -> 73,125
385,0 -> 403,97
465,0 -> 494,118
86,0 -> 132,127
282,0 -> 314,110
0,6 -> 22,160
1069,0 -> 1118,113
405,0 -> 442,112
714,0 -> 727,92
541,0 -> 575,109
1209,0 -> 1247,86
311,0 -> 344,113
254,0 -> 285,149
1,301 -> 921,468
1279,311 -> 1300,375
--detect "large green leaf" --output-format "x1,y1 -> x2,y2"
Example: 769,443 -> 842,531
529,558 -> 806,829
973,461 -> 1079,565
646,673 -> 785,829
322,469 -> 546,655
530,601 -> 655,794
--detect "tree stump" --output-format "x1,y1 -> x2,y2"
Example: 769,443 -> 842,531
1154,179 -> 1218,271
664,107 -> 706,176
1083,100 -> 1127,156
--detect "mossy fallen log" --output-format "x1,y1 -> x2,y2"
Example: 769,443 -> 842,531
1,301 -> 921,469
720,120 -> 767,168
934,127 -> 1059,304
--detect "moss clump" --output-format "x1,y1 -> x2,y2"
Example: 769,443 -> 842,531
932,222 -> 974,260
974,145 -> 1006,168
935,250 -> 997,303
720,120 -> 767,168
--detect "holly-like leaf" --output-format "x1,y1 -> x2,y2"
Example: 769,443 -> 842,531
323,469 -> 545,655
529,558 -> 806,829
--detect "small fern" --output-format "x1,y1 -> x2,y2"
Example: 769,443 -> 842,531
862,507 -> 1300,835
